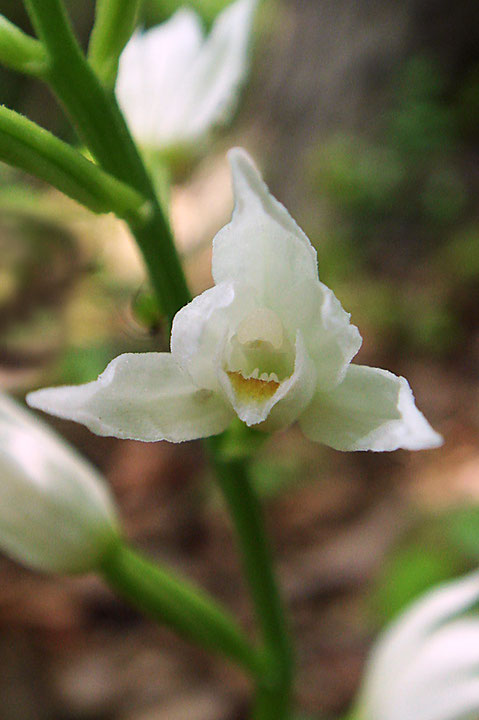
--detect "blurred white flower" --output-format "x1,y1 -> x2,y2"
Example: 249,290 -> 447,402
356,572 -> 479,720
27,148 -> 442,452
0,392 -> 119,574
115,0 -> 256,150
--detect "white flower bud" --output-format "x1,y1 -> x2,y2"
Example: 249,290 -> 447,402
115,0 -> 257,151
357,573 -> 479,720
0,392 -> 120,574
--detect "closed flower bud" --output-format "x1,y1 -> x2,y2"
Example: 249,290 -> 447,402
356,573 -> 479,720
0,392 -> 120,574
115,0 -> 257,151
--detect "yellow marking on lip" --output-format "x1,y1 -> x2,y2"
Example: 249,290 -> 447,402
227,371 -> 280,402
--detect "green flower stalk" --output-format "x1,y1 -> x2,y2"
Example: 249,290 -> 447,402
0,15 -> 48,76
101,543 -> 264,677
0,105 -> 149,220
24,0 -> 191,325
88,0 -> 142,89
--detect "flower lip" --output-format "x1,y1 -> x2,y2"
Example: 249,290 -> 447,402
219,327 -> 316,429
227,369 -> 280,403
224,305 -> 295,388
223,308 -> 293,412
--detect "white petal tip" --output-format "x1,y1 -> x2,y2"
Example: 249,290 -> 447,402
420,428 -> 444,450
227,147 -> 259,178
300,365 -> 444,453
227,145 -> 253,162
396,377 -> 444,451
26,386 -> 80,420
26,388 -> 53,412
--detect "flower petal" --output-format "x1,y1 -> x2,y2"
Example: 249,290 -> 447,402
171,0 -> 257,142
116,10 -> 203,146
281,278 -> 362,389
358,573 -> 479,720
397,619 -> 479,699
213,149 -> 361,387
372,674 -> 479,720
212,147 -> 319,301
377,634 -> 479,720
409,676 -> 479,720
171,281 -> 257,390
218,331 -> 316,428
27,353 -> 234,442
300,364 -> 443,451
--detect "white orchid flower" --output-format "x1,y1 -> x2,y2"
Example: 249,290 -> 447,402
356,572 -> 479,720
0,392 -> 119,574
27,148 -> 442,452
115,0 -> 256,150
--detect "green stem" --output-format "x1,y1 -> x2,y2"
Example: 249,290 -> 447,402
0,14 -> 48,76
0,105 -> 148,219
144,151 -> 172,222
19,6 -> 294,717
208,437 -> 294,720
23,0 -> 190,325
101,542 -> 263,677
88,0 -> 142,89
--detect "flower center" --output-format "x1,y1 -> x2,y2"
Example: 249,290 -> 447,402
227,370 -> 280,402
236,308 -> 284,349
224,308 -> 294,403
